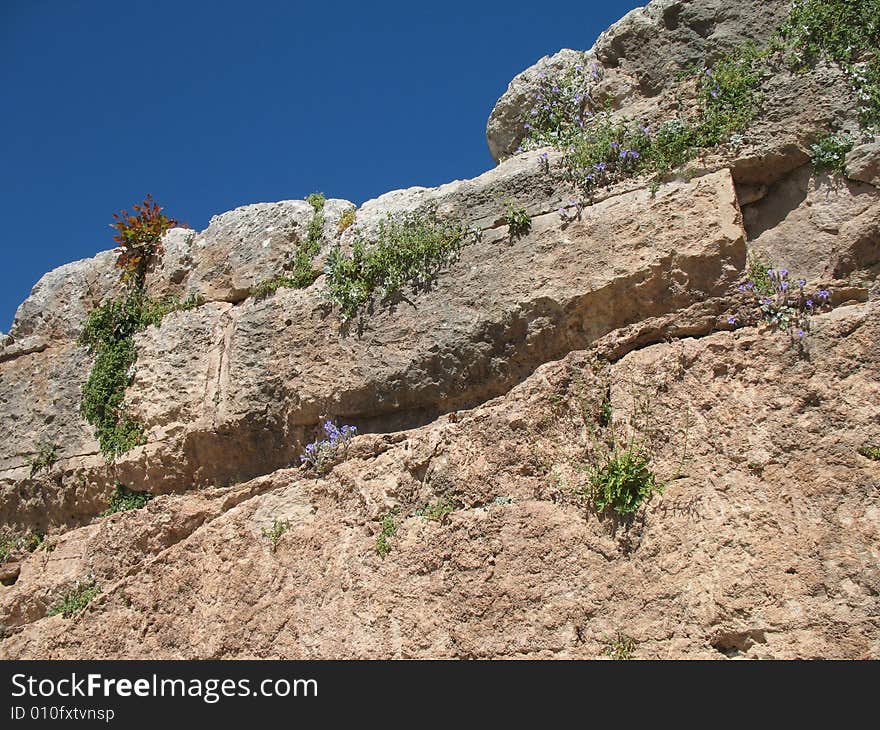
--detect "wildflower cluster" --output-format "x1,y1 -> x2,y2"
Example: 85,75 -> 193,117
503,202 -> 532,240
518,55 -> 602,153
737,268 -> 832,338
300,420 -> 357,473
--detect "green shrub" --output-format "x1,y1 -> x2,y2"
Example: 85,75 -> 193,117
101,484 -> 152,516
324,206 -> 480,322
375,512 -> 398,558
25,442 -> 58,477
503,202 -> 532,239
48,577 -> 100,618
809,133 -> 853,172
588,446 -> 662,516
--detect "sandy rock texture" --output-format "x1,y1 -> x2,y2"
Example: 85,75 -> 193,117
1,0 -> 878,659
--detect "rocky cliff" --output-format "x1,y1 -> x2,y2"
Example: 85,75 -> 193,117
1,0 -> 878,659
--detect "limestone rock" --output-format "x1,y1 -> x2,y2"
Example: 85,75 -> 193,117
846,139 -> 880,188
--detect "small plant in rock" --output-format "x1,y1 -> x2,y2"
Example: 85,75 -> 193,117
300,420 -> 357,474
859,444 -> 880,461
101,483 -> 152,516
337,206 -> 357,234
323,206 -> 480,322
588,445 -> 662,516
604,631 -> 637,660
262,518 -> 291,552
177,291 -> 205,311
809,133 -> 854,173
25,441 -> 58,477
375,511 -> 398,558
417,495 -> 456,522
503,202 -> 532,240
49,576 -> 100,618
0,530 -> 44,562
111,195 -> 181,285
738,268 -> 832,338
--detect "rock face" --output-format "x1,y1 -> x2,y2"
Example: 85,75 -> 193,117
1,0 -> 878,659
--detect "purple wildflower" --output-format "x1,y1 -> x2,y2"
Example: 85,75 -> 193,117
727,316 -> 737,325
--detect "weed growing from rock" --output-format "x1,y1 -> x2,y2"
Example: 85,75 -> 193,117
809,133 -> 854,172
81,197 -> 182,460
417,495 -> 455,522
25,441 -> 58,477
375,511 -> 398,558
0,530 -> 44,562
262,518 -> 291,552
101,483 -> 152,516
300,420 -> 357,474
503,202 -> 532,240
323,205 -> 480,322
337,206 -> 357,234
49,577 -> 100,618
250,192 -> 326,299
859,444 -> 880,461
603,631 -> 637,660
588,445 -> 662,516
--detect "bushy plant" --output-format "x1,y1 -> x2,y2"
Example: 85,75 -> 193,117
324,206 -> 480,322
503,202 -> 532,240
25,441 -> 58,477
48,577 -> 100,618
588,445 -> 662,516
111,195 -> 181,285
300,420 -> 357,473
809,133 -> 854,172
375,511 -> 397,558
101,483 -> 152,516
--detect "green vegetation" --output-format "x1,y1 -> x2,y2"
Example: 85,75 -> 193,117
503,202 -> 532,239
262,518 -> 292,552
587,446 -> 662,516
745,252 -> 775,296
809,133 -> 854,172
25,441 -> 58,477
81,197 -> 182,460
779,0 -> 880,130
526,1 -> 879,202
375,512 -> 398,558
324,206 -> 480,322
417,495 -> 455,522
859,444 -> 880,461
48,578 -> 100,618
604,631 -> 637,660
101,484 -> 152,516
337,206 -> 357,234
250,192 -> 326,299
0,530 -> 44,562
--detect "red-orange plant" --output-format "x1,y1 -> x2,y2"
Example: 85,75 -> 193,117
111,195 -> 183,283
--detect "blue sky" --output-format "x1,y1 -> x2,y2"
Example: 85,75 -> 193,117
0,0 -> 642,330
